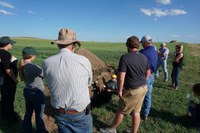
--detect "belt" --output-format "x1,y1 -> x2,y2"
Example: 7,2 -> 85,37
56,108 -> 84,114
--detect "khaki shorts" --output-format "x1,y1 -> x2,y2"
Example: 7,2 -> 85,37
117,85 -> 147,115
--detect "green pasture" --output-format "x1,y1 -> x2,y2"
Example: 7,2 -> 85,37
0,37 -> 200,133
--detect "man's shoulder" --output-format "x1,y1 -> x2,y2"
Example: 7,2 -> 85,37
44,54 -> 60,62
74,53 -> 91,63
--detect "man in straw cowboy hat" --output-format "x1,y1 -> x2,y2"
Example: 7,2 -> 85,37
42,28 -> 93,132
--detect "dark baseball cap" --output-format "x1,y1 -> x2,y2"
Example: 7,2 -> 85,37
0,36 -> 16,46
22,47 -> 38,56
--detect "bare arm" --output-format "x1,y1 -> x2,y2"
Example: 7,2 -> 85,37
145,69 -> 151,80
6,69 -> 18,83
117,72 -> 126,98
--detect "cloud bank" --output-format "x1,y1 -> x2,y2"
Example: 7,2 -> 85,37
0,9 -> 13,15
157,0 -> 171,5
0,1 -> 14,8
140,8 -> 187,17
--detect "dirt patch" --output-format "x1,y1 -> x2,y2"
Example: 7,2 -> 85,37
40,48 -> 116,132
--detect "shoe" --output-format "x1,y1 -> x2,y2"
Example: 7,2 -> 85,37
141,115 -> 148,121
100,127 -> 117,133
144,115 -> 148,121
175,87 -> 179,90
172,86 -> 178,91
164,79 -> 168,82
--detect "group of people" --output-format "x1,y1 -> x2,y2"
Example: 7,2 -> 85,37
0,27 -> 196,133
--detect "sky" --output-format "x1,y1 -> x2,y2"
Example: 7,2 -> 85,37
0,0 -> 200,43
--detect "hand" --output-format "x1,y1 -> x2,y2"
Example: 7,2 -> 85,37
118,91 -> 123,98
189,101 -> 197,107
14,79 -> 19,84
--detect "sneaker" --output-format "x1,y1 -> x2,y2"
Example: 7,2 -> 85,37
164,79 -> 168,82
141,115 -> 148,121
175,86 -> 179,90
100,128 -> 117,133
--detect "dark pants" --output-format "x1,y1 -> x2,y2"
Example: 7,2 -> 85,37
23,89 -> 47,133
171,66 -> 182,87
189,106 -> 200,127
0,77 -> 17,122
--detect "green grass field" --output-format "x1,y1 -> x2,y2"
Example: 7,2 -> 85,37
0,37 -> 200,133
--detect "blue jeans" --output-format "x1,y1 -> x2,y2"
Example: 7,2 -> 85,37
55,110 -> 92,133
155,58 -> 168,80
142,74 -> 155,116
171,66 -> 181,87
23,89 -> 46,133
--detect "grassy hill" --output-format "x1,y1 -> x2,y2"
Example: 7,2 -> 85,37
0,38 -> 200,133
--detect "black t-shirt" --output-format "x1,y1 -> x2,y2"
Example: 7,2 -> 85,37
118,51 -> 150,89
0,49 -> 12,76
173,53 -> 184,68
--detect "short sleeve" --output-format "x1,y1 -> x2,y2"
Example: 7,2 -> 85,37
118,55 -> 127,72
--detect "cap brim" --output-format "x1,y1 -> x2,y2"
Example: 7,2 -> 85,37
10,40 -> 16,44
51,40 -> 81,47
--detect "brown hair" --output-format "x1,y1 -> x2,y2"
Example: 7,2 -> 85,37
126,36 -> 139,49
175,44 -> 183,52
192,83 -> 200,96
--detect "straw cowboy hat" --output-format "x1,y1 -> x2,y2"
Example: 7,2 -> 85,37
51,28 -> 81,46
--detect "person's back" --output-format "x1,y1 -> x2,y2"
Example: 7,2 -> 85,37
23,63 -> 44,90
43,48 -> 92,111
20,47 -> 47,133
119,52 -> 149,89
42,28 -> 93,133
140,45 -> 158,73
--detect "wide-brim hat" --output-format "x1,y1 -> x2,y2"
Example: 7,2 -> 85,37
51,28 -> 81,47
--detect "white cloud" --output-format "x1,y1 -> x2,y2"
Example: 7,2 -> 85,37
169,9 -> 187,16
140,9 -> 152,16
140,8 -> 187,17
0,1 -> 14,8
28,10 -> 36,14
170,34 -> 179,38
0,9 -> 13,15
157,0 -> 171,5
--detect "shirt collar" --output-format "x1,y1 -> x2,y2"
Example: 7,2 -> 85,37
60,48 -> 73,53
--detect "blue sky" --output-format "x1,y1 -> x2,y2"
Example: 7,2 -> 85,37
0,0 -> 200,43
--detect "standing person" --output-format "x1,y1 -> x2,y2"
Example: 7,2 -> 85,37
171,44 -> 184,90
0,36 -> 18,124
42,28 -> 93,133
140,35 -> 158,120
100,36 -> 150,133
155,43 -> 169,82
19,47 -> 47,133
